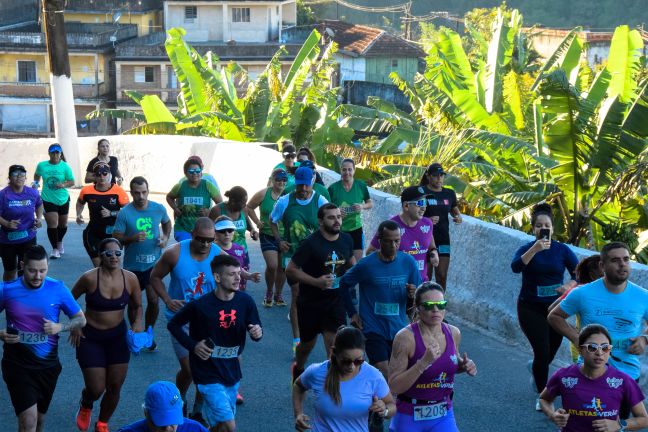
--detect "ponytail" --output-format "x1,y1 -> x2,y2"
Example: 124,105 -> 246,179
324,354 -> 343,405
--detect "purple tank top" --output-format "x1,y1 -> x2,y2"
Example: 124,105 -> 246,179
397,322 -> 458,413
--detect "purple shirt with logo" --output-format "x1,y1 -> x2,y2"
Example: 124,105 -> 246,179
370,215 -> 433,281
0,186 -> 42,244
545,364 -> 644,431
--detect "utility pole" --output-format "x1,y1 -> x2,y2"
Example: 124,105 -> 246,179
42,0 -> 81,184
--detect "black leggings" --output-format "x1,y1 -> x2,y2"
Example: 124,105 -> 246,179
517,298 -> 563,393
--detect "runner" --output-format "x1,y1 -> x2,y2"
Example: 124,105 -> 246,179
167,157 -> 222,242
117,381 -> 208,432
511,203 -> 578,411
246,169 -> 288,307
178,156 -> 220,190
84,138 -> 123,185
214,216 -> 261,291
273,141 -> 298,189
0,164 -> 43,281
33,143 -> 75,259
71,238 -> 143,432
283,160 -> 330,200
270,166 -> 328,354
296,147 -> 324,185
0,245 -> 86,432
367,186 -> 439,282
388,282 -> 477,431
150,217 -> 224,422
168,254 -> 263,432
113,176 -> 172,347
293,326 -> 395,432
328,158 -> 372,263
540,324 -> 648,431
286,203 -> 355,382
419,163 -> 462,289
339,219 -> 420,379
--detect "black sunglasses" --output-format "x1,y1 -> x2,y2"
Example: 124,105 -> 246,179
216,229 -> 235,234
96,170 -> 110,176
339,357 -> 364,367
194,236 -> 215,244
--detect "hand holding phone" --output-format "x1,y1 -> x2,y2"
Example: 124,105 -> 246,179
205,337 -> 216,349
539,228 -> 551,240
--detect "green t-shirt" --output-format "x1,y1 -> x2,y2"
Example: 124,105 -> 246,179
282,191 -> 321,258
35,160 -> 74,205
260,188 -> 283,237
327,179 -> 370,231
169,179 -> 220,233
284,182 -> 331,201
273,161 -> 298,189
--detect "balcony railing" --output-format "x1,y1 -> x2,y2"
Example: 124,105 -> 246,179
118,88 -> 180,103
0,24 -> 138,48
0,81 -> 107,98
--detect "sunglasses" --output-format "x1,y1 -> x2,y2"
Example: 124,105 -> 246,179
407,199 -> 427,207
194,236 -> 215,244
418,300 -> 448,311
580,343 -> 612,353
100,250 -> 122,257
274,176 -> 288,182
283,153 -> 296,158
339,357 -> 364,367
217,229 -> 235,234
10,172 -> 26,177
96,170 -> 110,176
187,168 -> 202,175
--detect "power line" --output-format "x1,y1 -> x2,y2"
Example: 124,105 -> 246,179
302,0 -> 409,14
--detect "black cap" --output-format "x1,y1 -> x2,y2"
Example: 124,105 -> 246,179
8,165 -> 26,176
400,186 -> 428,203
427,163 -> 445,176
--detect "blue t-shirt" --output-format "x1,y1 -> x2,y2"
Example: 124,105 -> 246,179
113,202 -> 170,272
0,186 -> 42,244
118,418 -> 208,432
300,360 -> 389,432
339,251 -> 420,340
560,279 -> 648,379
0,277 -> 80,368
511,240 -> 578,302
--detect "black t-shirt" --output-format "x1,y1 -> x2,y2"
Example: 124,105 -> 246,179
291,230 -> 354,303
167,291 -> 261,386
86,156 -> 119,183
423,186 -> 457,244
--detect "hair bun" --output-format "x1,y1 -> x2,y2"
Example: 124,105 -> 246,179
532,203 -> 552,216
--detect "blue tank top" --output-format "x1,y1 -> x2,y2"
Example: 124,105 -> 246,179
166,240 -> 220,318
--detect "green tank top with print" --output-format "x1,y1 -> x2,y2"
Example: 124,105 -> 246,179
282,191 -> 321,258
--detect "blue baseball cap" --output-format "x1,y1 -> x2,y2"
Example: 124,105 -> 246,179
298,159 -> 315,170
294,167 -> 313,186
48,144 -> 62,153
144,381 -> 184,426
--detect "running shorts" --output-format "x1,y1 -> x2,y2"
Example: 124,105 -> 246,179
365,332 -> 394,365
132,268 -> 153,291
43,199 -> 70,215
259,232 -> 280,253
2,359 -> 62,415
197,381 -> 240,426
346,227 -> 364,251
76,320 -> 130,369
0,238 -> 36,272
297,296 -> 346,343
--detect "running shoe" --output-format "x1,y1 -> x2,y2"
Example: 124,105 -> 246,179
50,248 -> 61,259
94,421 -> 109,432
291,361 -> 304,384
535,397 -> 542,412
236,391 -> 244,405
57,242 -> 64,255
76,405 -> 92,431
144,340 -> 157,352
274,296 -> 287,306
527,360 -> 536,392
263,297 -> 273,308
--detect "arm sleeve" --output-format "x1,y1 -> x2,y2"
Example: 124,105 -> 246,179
65,163 -> 75,182
339,262 -> 361,317
317,195 -> 329,207
270,195 -> 289,224
246,297 -> 262,341
34,190 -> 43,208
35,162 -> 43,177
373,369 -> 391,399
623,374 -> 646,408
408,255 -> 422,285
564,245 -> 579,279
159,205 -> 171,224
117,188 -> 130,206
511,243 -> 531,273
543,369 -> 562,399
206,182 -> 220,200
168,182 -> 181,197
449,189 -> 457,209
78,187 -> 88,203
167,303 -> 198,352
111,157 -> 119,172
85,159 -> 95,173
299,363 -> 318,390
558,286 -> 581,316
59,284 -> 82,317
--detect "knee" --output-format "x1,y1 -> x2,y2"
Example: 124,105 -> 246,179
19,411 -> 38,431
85,385 -> 106,401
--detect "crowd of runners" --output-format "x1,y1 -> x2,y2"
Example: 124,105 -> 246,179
0,138 -> 647,432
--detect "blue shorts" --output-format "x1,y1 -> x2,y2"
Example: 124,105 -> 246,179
174,231 -> 192,242
389,407 -> 457,432
197,381 -> 240,425
259,232 -> 280,252
364,332 -> 393,364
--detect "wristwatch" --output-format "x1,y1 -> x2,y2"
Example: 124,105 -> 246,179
619,419 -> 628,431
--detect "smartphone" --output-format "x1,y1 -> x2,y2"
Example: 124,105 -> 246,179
539,228 -> 551,240
204,337 -> 215,349
6,327 -> 18,335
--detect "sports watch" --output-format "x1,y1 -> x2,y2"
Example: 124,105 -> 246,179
619,419 -> 628,431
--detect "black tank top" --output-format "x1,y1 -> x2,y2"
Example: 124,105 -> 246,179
86,268 -> 129,312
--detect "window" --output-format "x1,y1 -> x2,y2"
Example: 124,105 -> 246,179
134,66 -> 155,83
391,59 -> 399,68
184,6 -> 197,22
167,67 -> 178,89
17,61 -> 36,83
232,7 -> 250,23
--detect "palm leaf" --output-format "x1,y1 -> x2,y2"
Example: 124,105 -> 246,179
531,27 -> 582,92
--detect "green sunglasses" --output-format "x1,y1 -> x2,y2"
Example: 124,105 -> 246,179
418,300 -> 448,311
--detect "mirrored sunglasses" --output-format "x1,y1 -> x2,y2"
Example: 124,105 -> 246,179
100,250 -> 122,257
580,343 -> 612,353
283,152 -> 296,159
407,199 -> 427,207
10,171 -> 26,177
187,168 -> 202,175
418,300 -> 448,311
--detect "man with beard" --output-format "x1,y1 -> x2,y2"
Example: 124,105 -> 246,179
285,203 -> 355,382
113,176 -> 171,346
0,245 -> 86,432
549,242 -> 648,383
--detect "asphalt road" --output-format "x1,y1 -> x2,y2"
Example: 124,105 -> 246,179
0,223 -> 559,431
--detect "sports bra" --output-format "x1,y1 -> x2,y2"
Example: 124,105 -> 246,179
86,268 -> 130,312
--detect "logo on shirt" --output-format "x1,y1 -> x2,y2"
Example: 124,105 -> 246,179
562,377 -> 578,388
606,377 -> 623,389
583,397 -> 606,414
420,224 -> 431,234
235,249 -> 243,257
135,217 -> 154,239
185,272 -> 205,301
415,372 -> 454,390
219,309 -> 237,328
109,197 -> 117,205
325,250 -> 346,275
443,199 -> 449,205
8,199 -> 32,207
568,396 -> 618,417
450,354 -> 458,365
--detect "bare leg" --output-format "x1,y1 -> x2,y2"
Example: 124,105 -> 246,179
17,404 -> 38,432
289,282 -> 300,339
294,337 -> 318,370
262,250 -> 278,297
97,363 -> 128,423
144,284 -> 159,329
80,367 -> 107,408
432,256 -> 450,290
322,331 -> 336,359
176,356 -> 193,397
212,420 -> 236,432
35,412 -> 46,432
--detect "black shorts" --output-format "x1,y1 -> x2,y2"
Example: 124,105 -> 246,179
259,232 -> 280,253
346,227 -> 364,251
76,321 -> 130,369
82,227 -> 111,259
364,332 -> 393,364
297,295 -> 346,343
42,199 -> 70,215
2,359 -> 62,415
0,238 -> 37,272
132,268 -> 152,290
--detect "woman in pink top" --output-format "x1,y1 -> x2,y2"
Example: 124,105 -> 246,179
388,282 -> 477,431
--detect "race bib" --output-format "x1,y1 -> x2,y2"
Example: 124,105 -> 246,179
19,331 -> 48,345
7,230 -> 28,241
537,284 -> 560,297
612,337 -> 631,352
105,225 -> 115,234
417,259 -> 425,270
374,302 -> 399,316
136,254 -> 157,264
413,402 -> 448,421
183,196 -> 204,206
211,345 -> 240,359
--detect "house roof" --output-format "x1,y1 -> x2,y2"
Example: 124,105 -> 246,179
313,20 -> 425,58
527,27 -> 648,44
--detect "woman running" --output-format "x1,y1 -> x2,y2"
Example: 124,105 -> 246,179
71,238 -> 143,432
293,325 -> 395,431
33,143 -> 75,259
511,203 -> 578,411
274,141 -> 298,189
213,216 -> 261,291
388,282 -> 477,431
167,156 -> 222,242
84,138 -> 123,185
77,162 -> 129,267
297,147 -> 324,185
247,169 -> 288,307
540,324 -> 648,431
420,163 -> 462,289
0,164 -> 43,281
